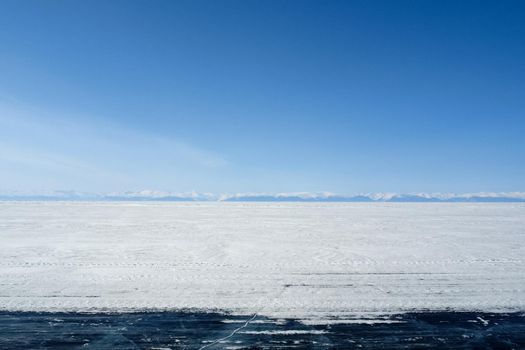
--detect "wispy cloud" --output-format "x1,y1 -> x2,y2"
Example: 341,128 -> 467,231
0,100 -> 229,191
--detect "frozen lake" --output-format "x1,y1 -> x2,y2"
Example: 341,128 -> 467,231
2,311 -> 524,349
1,202 -> 524,323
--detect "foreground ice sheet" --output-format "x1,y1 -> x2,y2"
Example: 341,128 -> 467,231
1,202 -> 524,322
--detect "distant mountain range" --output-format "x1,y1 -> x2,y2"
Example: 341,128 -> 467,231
1,191 -> 525,202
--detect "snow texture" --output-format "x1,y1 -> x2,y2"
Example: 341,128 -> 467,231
0,202 -> 524,323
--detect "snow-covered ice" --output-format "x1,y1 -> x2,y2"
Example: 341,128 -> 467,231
0,202 -> 524,322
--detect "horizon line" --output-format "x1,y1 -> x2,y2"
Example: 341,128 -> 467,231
1,191 -> 525,203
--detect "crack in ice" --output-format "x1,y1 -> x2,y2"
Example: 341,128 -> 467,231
198,313 -> 258,350
198,284 -> 290,349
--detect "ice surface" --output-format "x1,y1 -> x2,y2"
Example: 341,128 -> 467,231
0,202 -> 524,322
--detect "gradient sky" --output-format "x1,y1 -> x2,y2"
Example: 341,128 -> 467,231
1,0 -> 524,194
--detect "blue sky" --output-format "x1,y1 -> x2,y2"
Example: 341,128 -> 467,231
1,0 -> 524,194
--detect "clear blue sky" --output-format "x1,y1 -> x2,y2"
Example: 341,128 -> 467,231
1,0 -> 524,194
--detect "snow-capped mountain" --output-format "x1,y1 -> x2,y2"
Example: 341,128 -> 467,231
1,190 -> 525,202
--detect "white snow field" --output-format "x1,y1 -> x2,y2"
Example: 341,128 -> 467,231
1,202 -> 524,323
